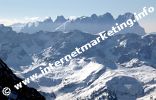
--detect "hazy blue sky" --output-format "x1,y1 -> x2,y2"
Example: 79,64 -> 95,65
0,0 -> 155,33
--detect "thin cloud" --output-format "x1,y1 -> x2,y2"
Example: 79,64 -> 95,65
0,17 -> 41,26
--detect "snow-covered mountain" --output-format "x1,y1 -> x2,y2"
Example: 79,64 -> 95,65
10,23 -> 26,33
17,31 -> 156,100
0,19 -> 156,100
11,13 -> 145,35
11,16 -> 67,34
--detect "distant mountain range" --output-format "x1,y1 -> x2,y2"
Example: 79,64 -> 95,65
11,13 -> 145,35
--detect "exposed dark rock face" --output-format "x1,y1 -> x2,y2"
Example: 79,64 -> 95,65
0,59 -> 45,100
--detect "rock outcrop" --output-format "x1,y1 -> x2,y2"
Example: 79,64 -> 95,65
0,59 -> 45,100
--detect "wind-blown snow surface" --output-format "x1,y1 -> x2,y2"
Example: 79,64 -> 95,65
16,58 -> 156,100
12,32 -> 156,99
0,24 -> 156,99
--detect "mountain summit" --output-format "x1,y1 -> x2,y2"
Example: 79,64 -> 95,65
11,13 -> 145,35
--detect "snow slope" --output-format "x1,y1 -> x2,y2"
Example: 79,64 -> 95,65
0,24 -> 155,100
